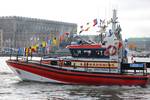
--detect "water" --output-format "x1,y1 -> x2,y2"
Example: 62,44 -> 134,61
0,57 -> 150,100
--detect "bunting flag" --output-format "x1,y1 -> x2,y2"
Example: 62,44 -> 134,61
59,32 -> 69,43
64,32 -> 70,36
107,20 -> 111,25
46,33 -> 50,39
115,25 -> 122,40
34,37 -> 37,42
42,41 -> 47,47
31,45 -> 38,52
118,41 -> 123,49
79,25 -> 84,34
84,22 -> 90,31
79,18 -> 112,33
93,19 -> 98,26
108,29 -> 112,37
47,39 -> 52,46
18,48 -> 24,55
25,47 -> 29,56
44,36 -> 48,43
84,27 -> 90,31
59,34 -> 64,43
100,19 -> 102,26
52,37 -> 57,46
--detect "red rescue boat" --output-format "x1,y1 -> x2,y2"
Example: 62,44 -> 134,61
6,9 -> 150,87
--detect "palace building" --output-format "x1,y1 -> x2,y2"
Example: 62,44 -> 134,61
0,16 -> 77,52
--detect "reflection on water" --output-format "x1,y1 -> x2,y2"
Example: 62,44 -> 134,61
0,57 -> 150,100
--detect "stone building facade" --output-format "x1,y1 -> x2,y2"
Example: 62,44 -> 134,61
0,16 -> 77,52
0,30 -> 3,52
127,38 -> 150,51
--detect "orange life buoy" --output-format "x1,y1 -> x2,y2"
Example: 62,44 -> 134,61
104,45 -> 117,56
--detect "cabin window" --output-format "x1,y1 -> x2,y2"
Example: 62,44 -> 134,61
83,50 -> 91,57
71,49 -> 78,57
91,49 -> 108,58
70,48 -> 109,58
50,61 -> 58,65
77,50 -> 82,57
64,61 -> 71,66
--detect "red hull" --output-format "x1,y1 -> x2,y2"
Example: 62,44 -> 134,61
6,60 -> 150,86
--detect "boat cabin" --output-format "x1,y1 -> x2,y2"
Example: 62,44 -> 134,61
66,44 -> 109,59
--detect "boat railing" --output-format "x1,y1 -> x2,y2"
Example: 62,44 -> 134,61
121,63 -> 148,75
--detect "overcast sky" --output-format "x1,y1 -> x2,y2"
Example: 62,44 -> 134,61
0,0 -> 150,39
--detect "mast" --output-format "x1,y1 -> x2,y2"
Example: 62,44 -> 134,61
112,9 -> 123,63
111,9 -> 117,34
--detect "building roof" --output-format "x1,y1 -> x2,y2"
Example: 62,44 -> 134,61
0,16 -> 77,26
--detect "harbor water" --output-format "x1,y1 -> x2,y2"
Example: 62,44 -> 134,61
0,57 -> 150,100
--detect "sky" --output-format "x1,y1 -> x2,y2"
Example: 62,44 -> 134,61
0,0 -> 150,39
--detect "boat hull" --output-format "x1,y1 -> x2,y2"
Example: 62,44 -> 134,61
6,60 -> 150,86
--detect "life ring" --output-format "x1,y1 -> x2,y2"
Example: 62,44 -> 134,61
114,41 -> 123,49
104,45 -> 117,56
